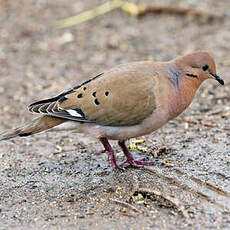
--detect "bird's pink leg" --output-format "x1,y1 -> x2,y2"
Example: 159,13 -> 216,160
99,138 -> 121,170
118,140 -> 155,168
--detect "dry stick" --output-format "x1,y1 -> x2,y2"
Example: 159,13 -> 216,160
136,188 -> 190,220
176,117 -> 230,131
53,149 -> 76,155
55,1 -> 222,29
176,118 -> 215,128
110,198 -> 140,213
55,0 -> 123,28
131,5 -> 223,19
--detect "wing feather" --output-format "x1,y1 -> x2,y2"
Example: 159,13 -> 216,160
28,62 -> 157,126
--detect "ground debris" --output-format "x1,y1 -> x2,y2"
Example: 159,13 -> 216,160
135,188 -> 191,221
110,198 -> 140,213
129,138 -> 147,152
176,117 -> 215,128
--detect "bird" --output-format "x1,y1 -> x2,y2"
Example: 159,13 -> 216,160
0,51 -> 224,169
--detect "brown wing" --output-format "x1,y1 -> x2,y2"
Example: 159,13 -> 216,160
29,62 -> 157,126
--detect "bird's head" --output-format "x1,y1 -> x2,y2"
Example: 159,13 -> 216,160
175,51 -> 224,86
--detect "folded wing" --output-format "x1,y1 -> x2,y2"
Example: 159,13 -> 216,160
29,62 -> 157,126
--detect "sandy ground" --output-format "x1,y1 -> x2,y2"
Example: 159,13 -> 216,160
0,0 -> 230,229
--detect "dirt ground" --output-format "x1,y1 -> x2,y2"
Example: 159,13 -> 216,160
0,0 -> 230,229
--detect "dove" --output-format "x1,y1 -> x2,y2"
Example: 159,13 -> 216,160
0,51 -> 224,169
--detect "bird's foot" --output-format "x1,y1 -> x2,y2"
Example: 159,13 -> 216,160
109,155 -> 122,170
119,157 -> 155,168
99,138 -> 155,170
106,150 -> 122,170
118,140 -> 155,168
94,148 -> 121,170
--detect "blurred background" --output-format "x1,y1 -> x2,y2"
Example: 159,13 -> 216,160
0,0 -> 229,229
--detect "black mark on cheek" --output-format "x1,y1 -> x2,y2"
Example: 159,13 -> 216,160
94,99 -> 100,105
186,73 -> 198,78
105,91 -> 109,96
77,93 -> 83,98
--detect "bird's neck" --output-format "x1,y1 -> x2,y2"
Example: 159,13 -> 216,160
168,76 -> 202,118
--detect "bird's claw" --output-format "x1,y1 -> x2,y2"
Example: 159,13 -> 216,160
119,157 -> 155,168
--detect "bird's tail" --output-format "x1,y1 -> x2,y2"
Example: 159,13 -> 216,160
0,115 -> 66,141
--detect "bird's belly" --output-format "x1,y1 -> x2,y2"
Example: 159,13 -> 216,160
97,108 -> 170,140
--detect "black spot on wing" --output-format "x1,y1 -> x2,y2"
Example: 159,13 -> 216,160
77,93 -> 83,98
92,92 -> 96,97
94,99 -> 100,105
105,91 -> 109,96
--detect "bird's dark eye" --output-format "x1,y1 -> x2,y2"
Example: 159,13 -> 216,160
202,65 -> 209,71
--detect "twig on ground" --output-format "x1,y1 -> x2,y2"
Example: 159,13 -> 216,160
55,0 -> 123,28
123,3 -> 223,19
176,118 -> 215,128
176,117 -> 230,131
55,0 -> 222,29
53,148 -> 76,155
110,198 -> 140,213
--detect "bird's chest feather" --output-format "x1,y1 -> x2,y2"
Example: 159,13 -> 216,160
168,84 -> 196,119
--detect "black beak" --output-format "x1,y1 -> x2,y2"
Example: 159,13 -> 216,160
210,73 -> 224,85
